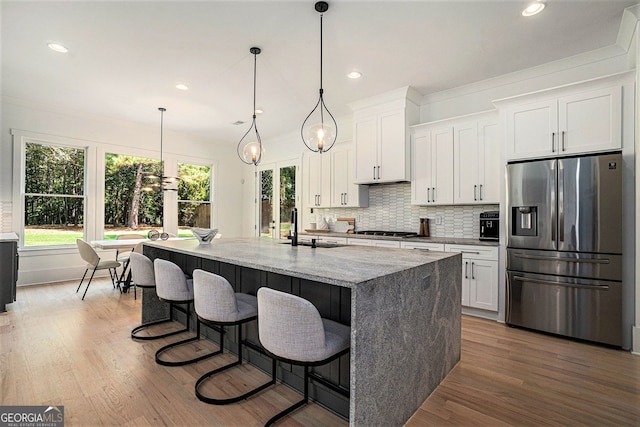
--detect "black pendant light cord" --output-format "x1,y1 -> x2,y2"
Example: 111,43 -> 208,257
159,107 -> 165,172
301,1 -> 337,154
237,47 -> 262,166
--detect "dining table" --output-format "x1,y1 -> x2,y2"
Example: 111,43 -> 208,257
91,237 -> 192,292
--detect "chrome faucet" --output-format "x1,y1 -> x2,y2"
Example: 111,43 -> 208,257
291,208 -> 298,246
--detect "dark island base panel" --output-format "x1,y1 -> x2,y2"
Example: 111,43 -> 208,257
143,246 -> 351,420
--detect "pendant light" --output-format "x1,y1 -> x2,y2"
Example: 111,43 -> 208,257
301,1 -> 337,154
237,47 -> 263,166
143,107 -> 179,192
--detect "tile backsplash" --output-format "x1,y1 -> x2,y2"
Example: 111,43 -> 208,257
0,202 -> 11,232
310,183 -> 498,239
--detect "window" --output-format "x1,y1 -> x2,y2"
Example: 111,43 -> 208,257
177,163 -> 211,236
104,153 -> 163,239
23,142 -> 85,247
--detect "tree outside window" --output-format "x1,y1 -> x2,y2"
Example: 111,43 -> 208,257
104,153 -> 163,239
178,163 -> 211,237
24,143 -> 85,247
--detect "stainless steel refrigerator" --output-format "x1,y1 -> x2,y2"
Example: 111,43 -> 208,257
506,152 -> 623,346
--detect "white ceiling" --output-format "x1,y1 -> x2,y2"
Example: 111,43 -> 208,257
2,0 -> 638,143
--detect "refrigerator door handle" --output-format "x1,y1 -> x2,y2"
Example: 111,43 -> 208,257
513,276 -> 610,291
513,253 -> 610,264
550,161 -> 557,247
559,164 -> 564,242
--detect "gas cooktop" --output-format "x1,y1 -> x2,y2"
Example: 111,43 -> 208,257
354,230 -> 418,237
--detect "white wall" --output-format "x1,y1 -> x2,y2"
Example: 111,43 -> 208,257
1,97 -> 243,285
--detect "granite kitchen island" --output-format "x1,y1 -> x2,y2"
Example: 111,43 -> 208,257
143,238 -> 461,426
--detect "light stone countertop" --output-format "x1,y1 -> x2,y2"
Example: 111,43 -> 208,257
145,237 -> 457,289
300,231 -> 499,246
0,233 -> 19,242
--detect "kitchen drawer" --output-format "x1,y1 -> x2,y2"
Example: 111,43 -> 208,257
445,244 -> 498,261
317,236 -> 348,245
347,238 -> 401,248
400,242 -> 445,251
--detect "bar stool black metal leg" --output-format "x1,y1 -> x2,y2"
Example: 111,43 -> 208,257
155,303 -> 223,367
195,324 -> 277,405
264,366 -> 309,427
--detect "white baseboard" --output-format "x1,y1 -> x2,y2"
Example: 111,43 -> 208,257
18,266 -> 114,286
633,325 -> 640,356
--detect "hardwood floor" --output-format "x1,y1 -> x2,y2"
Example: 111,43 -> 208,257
2,279 -> 639,426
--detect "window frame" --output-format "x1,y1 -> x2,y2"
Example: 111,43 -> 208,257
12,130 -> 93,250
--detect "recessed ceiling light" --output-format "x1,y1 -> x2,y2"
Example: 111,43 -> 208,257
255,109 -> 264,115
175,83 -> 189,91
522,1 -> 545,17
347,71 -> 362,79
48,42 -> 68,53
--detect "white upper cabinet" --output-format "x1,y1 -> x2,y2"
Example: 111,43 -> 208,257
351,87 -> 421,184
412,111 -> 498,206
331,147 -> 368,207
504,77 -> 624,161
412,126 -> 454,205
303,152 -> 331,208
453,115 -> 499,204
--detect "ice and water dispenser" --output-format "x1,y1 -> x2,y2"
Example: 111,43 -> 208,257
511,206 -> 537,236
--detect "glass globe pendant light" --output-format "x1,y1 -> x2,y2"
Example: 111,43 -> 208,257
301,1 -> 337,154
237,47 -> 263,166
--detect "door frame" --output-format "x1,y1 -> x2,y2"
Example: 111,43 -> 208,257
255,159 -> 300,239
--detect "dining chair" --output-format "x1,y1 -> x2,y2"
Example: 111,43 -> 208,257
115,233 -> 145,286
75,239 -> 121,300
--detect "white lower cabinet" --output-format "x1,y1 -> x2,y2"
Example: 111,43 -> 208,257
445,244 -> 498,311
347,238 -> 401,248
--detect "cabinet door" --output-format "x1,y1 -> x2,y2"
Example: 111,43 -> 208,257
431,127 -> 454,205
378,109 -> 407,182
332,149 -> 349,206
354,116 -> 378,183
468,259 -> 498,311
304,154 -> 322,207
370,240 -> 400,248
558,86 -> 621,155
461,260 -> 471,307
332,149 -> 367,208
478,119 -> 500,203
304,154 -> 330,208
411,131 -> 432,204
506,99 -> 558,160
453,121 -> 479,204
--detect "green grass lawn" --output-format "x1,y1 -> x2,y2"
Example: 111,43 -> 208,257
24,227 -> 195,247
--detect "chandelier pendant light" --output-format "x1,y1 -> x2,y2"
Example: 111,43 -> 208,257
143,107 -> 179,192
301,1 -> 337,154
237,47 -> 263,166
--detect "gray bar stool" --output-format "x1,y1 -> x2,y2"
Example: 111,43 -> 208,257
257,287 -> 350,426
129,252 -> 189,341
192,269 -> 276,405
153,258 -> 220,366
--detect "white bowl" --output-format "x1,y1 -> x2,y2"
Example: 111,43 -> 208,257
192,228 -> 218,244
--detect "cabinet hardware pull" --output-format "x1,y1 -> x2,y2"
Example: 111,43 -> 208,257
373,166 -> 376,180
471,262 -> 475,279
461,250 -> 481,254
344,193 -> 347,205
432,187 -> 436,202
551,132 -> 556,152
427,188 -> 431,203
465,261 -> 468,279
377,165 -> 381,180
479,184 -> 483,200
561,130 -> 566,151
474,184 -> 477,201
